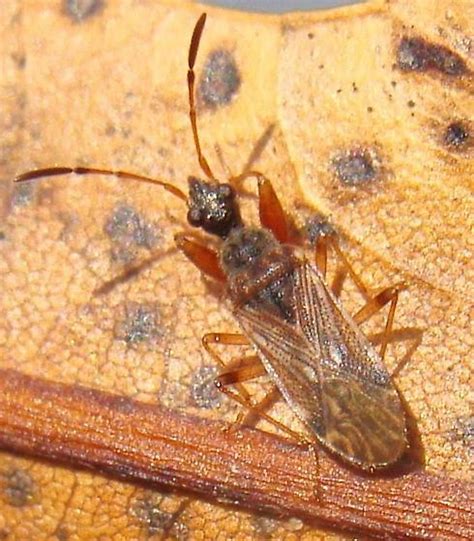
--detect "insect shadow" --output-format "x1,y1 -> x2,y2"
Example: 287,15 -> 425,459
15,13 -> 423,475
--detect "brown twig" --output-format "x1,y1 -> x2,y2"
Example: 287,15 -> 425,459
0,368 -> 472,539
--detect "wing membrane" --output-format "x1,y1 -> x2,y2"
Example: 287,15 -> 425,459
234,262 -> 406,469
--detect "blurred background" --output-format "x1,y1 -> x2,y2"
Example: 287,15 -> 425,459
204,0 -> 361,13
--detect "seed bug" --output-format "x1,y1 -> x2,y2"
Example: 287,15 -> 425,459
15,13 -> 409,471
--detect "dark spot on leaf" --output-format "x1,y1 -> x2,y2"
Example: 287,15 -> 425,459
104,203 -> 159,263
105,123 -> 116,137
55,526 -> 69,541
1,468 -> 35,507
407,100 -> 416,108
131,493 -> 188,539
11,53 -> 26,70
0,231 -> 5,241
132,494 -> 172,536
199,50 -> 241,109
332,147 -> 381,187
307,32 -> 314,40
367,106 -> 373,113
169,521 -> 189,541
105,204 -> 157,246
252,515 -> 279,536
190,365 -> 221,409
64,0 -> 102,22
115,302 -> 162,345
10,183 -> 36,208
450,416 -> 474,449
396,36 -> 467,76
304,214 -> 336,244
444,121 -> 470,149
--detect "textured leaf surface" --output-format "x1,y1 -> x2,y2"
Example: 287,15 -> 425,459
0,0 -> 472,539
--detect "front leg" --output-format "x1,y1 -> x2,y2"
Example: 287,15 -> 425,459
230,170 -> 290,244
175,233 -> 226,283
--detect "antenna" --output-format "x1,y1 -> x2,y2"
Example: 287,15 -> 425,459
187,13 -> 216,181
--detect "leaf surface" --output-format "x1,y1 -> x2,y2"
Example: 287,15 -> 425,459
0,0 -> 472,539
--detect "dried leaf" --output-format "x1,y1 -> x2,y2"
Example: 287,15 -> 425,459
0,0 -> 472,539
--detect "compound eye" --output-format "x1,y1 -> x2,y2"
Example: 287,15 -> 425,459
187,208 -> 202,227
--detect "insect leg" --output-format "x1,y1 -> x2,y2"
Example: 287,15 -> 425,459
204,333 -> 304,441
215,353 -> 269,423
229,170 -> 289,243
202,332 -> 253,403
215,355 -> 296,436
202,332 -> 251,373
353,283 -> 407,360
325,236 -> 408,360
94,232 -> 226,296
222,381 -> 322,500
215,347 -> 324,498
213,350 -> 292,434
313,234 -> 349,298
216,354 -> 267,386
174,233 -> 226,283
324,236 -> 371,299
238,386 -> 281,429
215,374 -> 305,442
313,234 -> 329,279
160,497 -> 190,541
188,13 -> 216,181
